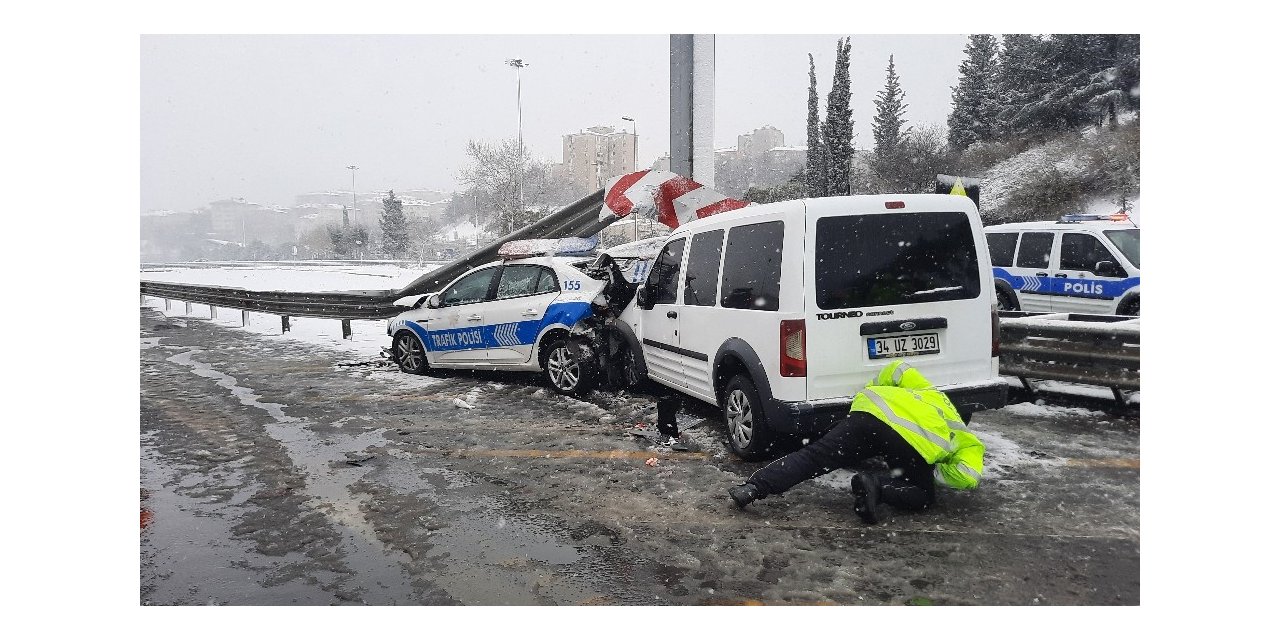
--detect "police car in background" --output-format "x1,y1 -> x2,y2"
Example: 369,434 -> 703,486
387,238 -> 606,396
984,213 -> 1140,316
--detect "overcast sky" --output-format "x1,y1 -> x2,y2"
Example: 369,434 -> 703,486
141,34 -> 968,212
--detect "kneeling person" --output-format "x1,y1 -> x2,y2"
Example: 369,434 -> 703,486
728,360 -> 985,524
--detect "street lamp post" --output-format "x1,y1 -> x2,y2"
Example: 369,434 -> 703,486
346,164 -> 359,259
346,165 -> 359,224
621,116 -> 638,240
505,58 -> 529,232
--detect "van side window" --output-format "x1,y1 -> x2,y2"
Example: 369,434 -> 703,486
721,221 -> 784,311
647,238 -> 686,305
1060,233 -> 1119,273
1015,232 -> 1053,269
986,232 -> 1017,267
683,229 -> 725,306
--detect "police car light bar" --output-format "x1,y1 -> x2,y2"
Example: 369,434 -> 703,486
1059,212 -> 1130,223
497,236 -> 599,258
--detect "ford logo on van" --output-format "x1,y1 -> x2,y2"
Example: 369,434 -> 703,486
900,321 -> 917,331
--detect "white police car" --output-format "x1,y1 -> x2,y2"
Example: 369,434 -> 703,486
387,238 -> 607,395
984,213 -> 1140,315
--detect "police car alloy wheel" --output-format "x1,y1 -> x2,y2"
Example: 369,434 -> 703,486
547,345 -> 580,391
543,339 -> 598,396
394,331 -> 429,375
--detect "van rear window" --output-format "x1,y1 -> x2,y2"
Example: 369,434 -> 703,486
815,211 -> 981,309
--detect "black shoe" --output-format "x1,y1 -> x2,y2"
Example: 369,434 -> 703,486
728,483 -> 762,509
851,473 -> 881,524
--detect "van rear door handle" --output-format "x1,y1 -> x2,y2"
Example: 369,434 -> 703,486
1053,273 -> 1067,278
1035,272 -> 1048,277
466,314 -> 482,321
666,311 -> 678,319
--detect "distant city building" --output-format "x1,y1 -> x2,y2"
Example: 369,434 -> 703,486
714,125 -> 807,198
550,126 -> 637,197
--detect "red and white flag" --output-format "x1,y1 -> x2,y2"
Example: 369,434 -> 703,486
599,170 -> 750,230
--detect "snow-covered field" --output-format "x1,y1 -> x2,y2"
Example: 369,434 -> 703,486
141,261 -> 442,292
140,261 -> 442,359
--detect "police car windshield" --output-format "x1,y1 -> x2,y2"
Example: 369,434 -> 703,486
1103,229 -> 1140,268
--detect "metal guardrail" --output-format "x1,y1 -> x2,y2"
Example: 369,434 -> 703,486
997,311 -> 1140,403
140,282 -> 401,319
139,281 -> 401,338
140,282 -> 1141,402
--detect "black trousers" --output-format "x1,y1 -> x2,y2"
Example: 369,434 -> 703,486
747,412 -> 936,511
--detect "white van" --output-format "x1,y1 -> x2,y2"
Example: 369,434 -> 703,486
615,194 -> 1007,460
984,214 -> 1140,315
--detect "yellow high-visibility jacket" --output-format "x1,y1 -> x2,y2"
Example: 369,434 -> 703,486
849,360 -> 984,490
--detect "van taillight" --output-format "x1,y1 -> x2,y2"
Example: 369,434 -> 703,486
780,320 -> 806,377
885,201 -> 906,209
991,305 -> 1001,357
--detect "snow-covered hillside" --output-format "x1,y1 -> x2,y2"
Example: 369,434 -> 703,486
976,116 -> 1139,223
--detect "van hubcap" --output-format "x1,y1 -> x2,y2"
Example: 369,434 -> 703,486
548,346 -> 579,391
726,389 -> 753,447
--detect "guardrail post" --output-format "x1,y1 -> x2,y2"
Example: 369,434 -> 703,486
242,310 -> 249,327
281,315 -> 290,333
140,294 -> 145,305
341,319 -> 352,340
164,299 -> 170,311
211,306 -> 217,319
185,302 -> 192,315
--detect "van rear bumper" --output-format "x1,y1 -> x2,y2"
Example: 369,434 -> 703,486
765,380 -> 1009,434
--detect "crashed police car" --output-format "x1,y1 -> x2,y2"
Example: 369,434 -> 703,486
385,237 -> 649,396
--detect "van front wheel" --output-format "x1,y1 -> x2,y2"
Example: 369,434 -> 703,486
723,375 -> 776,461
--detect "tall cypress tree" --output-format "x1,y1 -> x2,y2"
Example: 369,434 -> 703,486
823,37 -> 854,196
805,53 -> 827,197
873,56 -> 910,157
947,34 -> 1000,151
379,190 -> 410,258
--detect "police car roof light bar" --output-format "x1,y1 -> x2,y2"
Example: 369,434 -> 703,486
1058,212 -> 1130,224
497,236 -> 599,259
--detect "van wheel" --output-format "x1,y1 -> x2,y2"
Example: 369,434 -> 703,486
995,287 -> 1020,311
723,375 -> 776,461
543,339 -> 597,397
393,331 -> 430,375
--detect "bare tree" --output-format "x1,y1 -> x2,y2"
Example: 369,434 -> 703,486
457,137 -> 575,235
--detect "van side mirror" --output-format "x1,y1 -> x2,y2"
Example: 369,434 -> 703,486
1094,260 -> 1124,278
427,294 -> 442,309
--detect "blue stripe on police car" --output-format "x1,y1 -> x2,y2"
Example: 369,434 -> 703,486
993,267 -> 1139,300
403,301 -> 594,353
